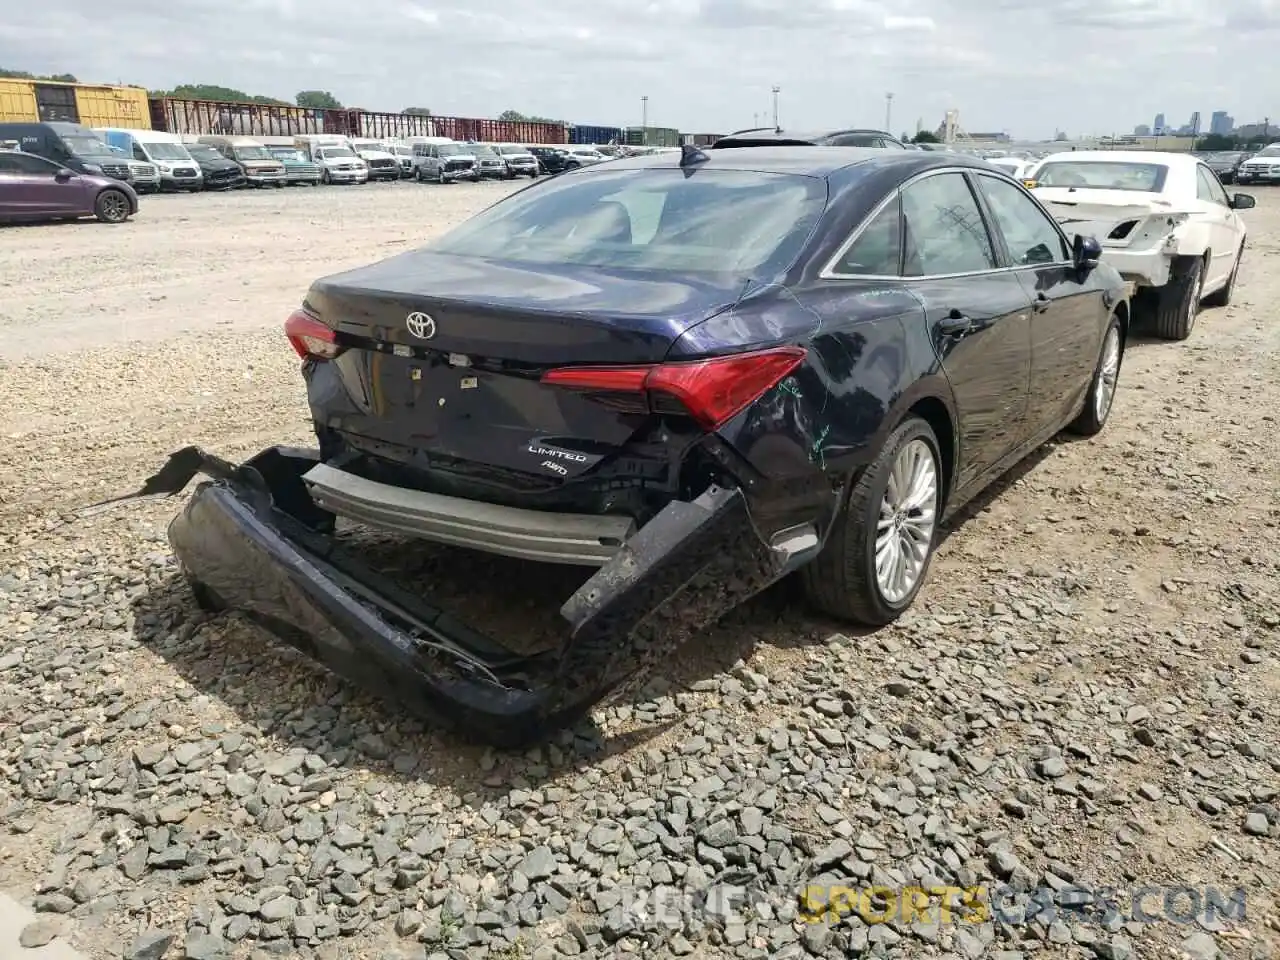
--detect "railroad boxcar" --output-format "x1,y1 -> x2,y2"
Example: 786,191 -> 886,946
0,78 -> 150,128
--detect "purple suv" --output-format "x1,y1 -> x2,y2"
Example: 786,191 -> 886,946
0,149 -> 139,224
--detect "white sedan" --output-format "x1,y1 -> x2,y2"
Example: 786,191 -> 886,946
1023,151 -> 1253,340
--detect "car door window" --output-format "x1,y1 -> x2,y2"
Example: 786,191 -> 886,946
132,142 -> 148,161
900,172 -> 997,276
1196,166 -> 1228,206
832,196 -> 901,275
1207,173 -> 1231,207
6,153 -> 58,175
976,174 -> 1070,265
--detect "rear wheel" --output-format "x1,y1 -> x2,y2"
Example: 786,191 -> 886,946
94,189 -> 131,223
802,416 -> 942,625
1066,314 -> 1123,436
1152,256 -> 1203,340
321,169 -> 331,185
1202,244 -> 1243,307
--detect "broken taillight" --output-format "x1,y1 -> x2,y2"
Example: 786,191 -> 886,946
285,309 -> 343,360
540,346 -> 806,430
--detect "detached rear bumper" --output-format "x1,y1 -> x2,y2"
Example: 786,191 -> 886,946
91,446 -> 807,746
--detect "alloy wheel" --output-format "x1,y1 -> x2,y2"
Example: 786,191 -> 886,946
102,193 -> 128,222
874,439 -> 939,604
1095,325 -> 1121,422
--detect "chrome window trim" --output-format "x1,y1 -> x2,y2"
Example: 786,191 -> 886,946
820,165 -> 1007,281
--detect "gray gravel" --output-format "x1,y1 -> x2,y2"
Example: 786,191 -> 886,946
1,183 -> 1278,960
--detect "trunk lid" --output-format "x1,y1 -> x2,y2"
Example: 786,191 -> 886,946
1033,187 -> 1192,245
305,250 -> 749,482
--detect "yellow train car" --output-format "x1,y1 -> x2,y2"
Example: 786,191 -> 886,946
0,78 -> 151,129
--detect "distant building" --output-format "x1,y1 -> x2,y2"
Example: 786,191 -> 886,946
1134,124 -> 1151,137
1154,112 -> 1166,134
1209,111 -> 1233,136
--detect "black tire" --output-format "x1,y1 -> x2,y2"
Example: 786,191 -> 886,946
801,416 -> 943,625
1066,313 -> 1123,436
414,166 -> 424,182
1152,256 -> 1203,340
187,577 -> 226,613
1202,244 -> 1243,308
321,169 -> 331,185
94,189 -> 131,223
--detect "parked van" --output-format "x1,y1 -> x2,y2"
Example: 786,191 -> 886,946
293,135 -> 368,185
96,128 -> 203,192
0,121 -> 132,183
197,135 -> 286,187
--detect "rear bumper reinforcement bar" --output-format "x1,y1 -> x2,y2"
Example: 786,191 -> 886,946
87,445 -> 812,747
301,462 -> 635,566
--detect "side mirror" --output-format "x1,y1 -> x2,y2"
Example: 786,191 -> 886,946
1073,233 -> 1102,266
1229,193 -> 1255,210
54,169 -> 74,182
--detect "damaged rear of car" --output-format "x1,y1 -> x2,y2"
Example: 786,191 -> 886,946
103,154 -> 838,746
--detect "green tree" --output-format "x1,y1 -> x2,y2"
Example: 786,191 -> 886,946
499,108 -> 563,125
0,67 -> 78,82
911,130 -> 940,144
402,107 -> 432,116
149,83 -> 289,105
1194,133 -> 1238,151
296,90 -> 342,110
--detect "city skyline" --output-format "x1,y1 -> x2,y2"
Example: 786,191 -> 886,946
1136,107 -> 1269,139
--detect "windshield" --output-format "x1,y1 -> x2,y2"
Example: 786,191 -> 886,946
500,144 -> 528,154
471,145 -> 496,157
427,168 -> 827,278
318,146 -> 356,159
187,145 -> 220,161
269,148 -> 303,161
437,144 -> 464,156
63,135 -> 114,158
144,142 -> 191,160
352,141 -> 385,152
1034,161 -> 1168,192
1253,145 -> 1280,158
234,146 -> 272,161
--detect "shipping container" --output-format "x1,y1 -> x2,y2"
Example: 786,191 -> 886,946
626,126 -> 680,148
0,78 -> 150,128
569,124 -> 623,145
149,98 -> 340,138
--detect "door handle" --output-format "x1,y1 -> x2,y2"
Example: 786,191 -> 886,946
938,312 -> 974,337
1032,293 -> 1051,312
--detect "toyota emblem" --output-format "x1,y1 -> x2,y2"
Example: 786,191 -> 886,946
405,312 -> 436,339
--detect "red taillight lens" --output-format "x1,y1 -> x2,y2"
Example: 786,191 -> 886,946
285,309 -> 342,360
540,346 -> 806,430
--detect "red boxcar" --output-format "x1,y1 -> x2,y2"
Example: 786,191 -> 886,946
149,97 -> 569,144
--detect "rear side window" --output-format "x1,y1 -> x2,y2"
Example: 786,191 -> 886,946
427,168 -> 828,277
832,197 -> 901,275
900,172 -> 997,276
0,152 -> 58,174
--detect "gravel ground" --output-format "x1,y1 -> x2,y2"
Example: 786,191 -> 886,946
0,181 -> 1277,960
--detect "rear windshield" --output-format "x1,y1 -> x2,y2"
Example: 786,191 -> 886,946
1034,161 -> 1168,192
427,167 -> 827,277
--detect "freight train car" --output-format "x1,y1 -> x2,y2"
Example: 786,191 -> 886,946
681,133 -> 722,147
431,116 -> 567,144
569,124 -> 623,145
149,98 -> 340,137
0,78 -> 151,128
625,126 -> 680,148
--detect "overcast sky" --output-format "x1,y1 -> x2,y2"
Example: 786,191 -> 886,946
1,0 -> 1275,140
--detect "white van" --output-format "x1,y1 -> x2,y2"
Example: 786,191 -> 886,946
293,135 -> 369,185
95,128 -> 203,191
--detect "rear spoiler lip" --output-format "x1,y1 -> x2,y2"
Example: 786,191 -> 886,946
83,445 -> 808,746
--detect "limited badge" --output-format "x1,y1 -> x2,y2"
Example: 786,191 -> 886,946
410,367 -> 422,381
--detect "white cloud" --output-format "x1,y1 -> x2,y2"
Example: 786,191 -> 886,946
0,0 -> 1274,140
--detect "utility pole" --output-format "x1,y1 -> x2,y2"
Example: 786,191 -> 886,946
771,86 -> 780,130
885,92 -> 894,133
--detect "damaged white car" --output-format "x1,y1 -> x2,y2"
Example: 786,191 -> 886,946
1024,151 -> 1254,340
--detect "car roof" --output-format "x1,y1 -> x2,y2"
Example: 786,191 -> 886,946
1037,150 -> 1191,166
718,127 -> 898,143
590,145 -> 990,178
